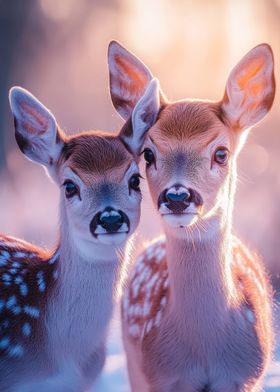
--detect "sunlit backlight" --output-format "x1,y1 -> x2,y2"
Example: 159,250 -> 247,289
40,0 -> 81,21
244,143 -> 269,176
121,0 -> 170,57
225,0 -> 266,65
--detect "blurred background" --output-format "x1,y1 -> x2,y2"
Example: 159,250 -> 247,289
0,0 -> 279,390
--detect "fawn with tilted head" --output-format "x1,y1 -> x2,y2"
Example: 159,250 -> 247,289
0,81 -> 158,391
108,41 -> 275,392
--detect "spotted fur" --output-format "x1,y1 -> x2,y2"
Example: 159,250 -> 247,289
0,235 -> 58,360
122,242 -> 272,383
123,237 -> 271,343
122,237 -> 168,339
110,42 -> 276,391
4,84 -> 149,391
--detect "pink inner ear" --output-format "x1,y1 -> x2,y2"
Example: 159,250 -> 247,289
114,55 -> 150,103
20,101 -> 48,135
223,45 -> 275,129
115,55 -> 148,86
237,57 -> 265,91
21,120 -> 42,135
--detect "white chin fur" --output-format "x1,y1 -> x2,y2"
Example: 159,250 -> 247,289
162,213 -> 198,228
96,232 -> 128,246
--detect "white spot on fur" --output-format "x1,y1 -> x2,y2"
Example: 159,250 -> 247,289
6,295 -> 17,309
8,344 -> 24,358
154,310 -> 162,326
22,322 -> 32,337
12,262 -> 21,269
11,305 -> 21,315
143,300 -> 151,317
0,250 -> 10,260
20,283 -> 28,296
0,337 -> 10,349
135,256 -> 145,272
132,278 -> 141,298
146,272 -> 159,291
155,247 -> 165,261
145,319 -> 153,334
139,266 -> 151,283
2,273 -> 11,282
14,252 -> 26,259
124,239 -> 168,340
146,247 -> 156,259
37,271 -> 46,292
24,305 -> 40,318
163,277 -> 169,289
15,276 -> 23,284
160,296 -> 167,307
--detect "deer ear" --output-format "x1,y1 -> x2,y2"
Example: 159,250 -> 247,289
120,78 -> 160,155
108,40 -> 155,120
9,87 -> 64,167
221,44 -> 275,130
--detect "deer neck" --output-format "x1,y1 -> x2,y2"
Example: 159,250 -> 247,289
46,206 -> 122,355
164,211 -> 235,339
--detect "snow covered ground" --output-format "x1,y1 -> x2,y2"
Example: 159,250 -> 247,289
95,294 -> 280,392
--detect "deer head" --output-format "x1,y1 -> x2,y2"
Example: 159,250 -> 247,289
108,42 -> 275,237
9,86 -> 155,250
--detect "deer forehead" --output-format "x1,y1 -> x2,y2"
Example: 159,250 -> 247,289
149,101 -> 233,150
60,132 -> 133,182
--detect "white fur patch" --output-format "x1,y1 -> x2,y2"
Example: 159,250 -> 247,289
123,238 -> 169,340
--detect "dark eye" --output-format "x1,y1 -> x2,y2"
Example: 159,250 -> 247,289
129,174 -> 141,192
63,180 -> 79,198
214,148 -> 229,165
143,148 -> 155,167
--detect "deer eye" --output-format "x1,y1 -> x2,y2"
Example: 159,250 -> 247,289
143,148 -> 155,167
63,180 -> 79,198
214,147 -> 229,165
129,174 -> 141,192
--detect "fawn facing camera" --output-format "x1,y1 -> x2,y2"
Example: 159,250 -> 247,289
0,80 -> 157,391
108,41 -> 276,392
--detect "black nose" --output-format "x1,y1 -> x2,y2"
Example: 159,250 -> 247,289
158,184 -> 202,214
166,188 -> 191,203
165,186 -> 191,214
90,207 -> 130,236
99,209 -> 124,232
